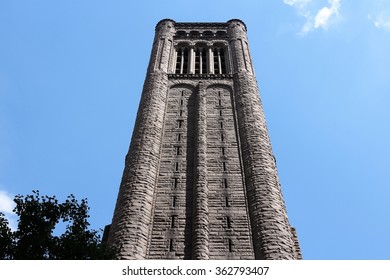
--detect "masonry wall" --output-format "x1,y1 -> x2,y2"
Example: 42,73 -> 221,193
108,19 -> 301,260
147,85 -> 195,259
228,20 -> 297,259
145,79 -> 256,260
107,19 -> 176,259
205,84 -> 255,259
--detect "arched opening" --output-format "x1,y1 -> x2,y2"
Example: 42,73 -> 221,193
203,31 -> 214,37
194,45 -> 207,74
175,47 -> 189,74
213,46 -> 227,74
176,30 -> 187,37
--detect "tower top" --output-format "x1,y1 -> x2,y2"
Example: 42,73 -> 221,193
155,19 -> 247,31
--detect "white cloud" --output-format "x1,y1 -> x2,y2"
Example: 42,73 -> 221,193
283,0 -> 341,36
0,189 -> 17,231
284,0 -> 311,8
283,0 -> 311,16
0,190 -> 15,214
369,13 -> 390,31
314,0 -> 341,29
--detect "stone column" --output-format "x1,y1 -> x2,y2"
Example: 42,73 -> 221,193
207,46 -> 214,74
180,48 -> 184,74
225,44 -> 233,74
189,45 -> 195,74
170,47 -> 178,74
217,48 -> 222,74
227,19 -> 297,259
191,82 -> 209,259
108,19 -> 176,259
199,48 -> 203,74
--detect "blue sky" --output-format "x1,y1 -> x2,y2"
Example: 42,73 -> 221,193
1,0 -> 389,259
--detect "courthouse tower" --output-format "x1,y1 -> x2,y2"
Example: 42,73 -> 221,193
107,19 -> 302,260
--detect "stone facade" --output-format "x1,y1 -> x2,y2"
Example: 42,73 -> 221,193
107,19 -> 302,260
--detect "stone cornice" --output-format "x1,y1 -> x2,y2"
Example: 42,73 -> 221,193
156,19 -> 247,31
168,73 -> 233,80
175,22 -> 228,30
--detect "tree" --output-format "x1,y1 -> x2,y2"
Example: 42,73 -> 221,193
0,213 -> 13,259
0,190 -> 117,259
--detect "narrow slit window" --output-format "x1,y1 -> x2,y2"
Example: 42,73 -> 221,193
221,133 -> 224,142
218,91 -> 221,97
169,239 -> 174,252
177,133 -> 181,141
225,196 -> 229,207
219,110 -> 222,117
221,147 -> 225,155
171,215 -> 176,228
223,162 -> 227,171
218,99 -> 222,106
179,110 -> 183,116
172,196 -> 176,207
224,178 -> 228,188
176,146 -> 181,155
180,99 -> 184,106
220,122 -> 223,129
175,162 -> 179,171
181,91 -> 184,97
228,239 -> 233,252
227,216 -> 231,228
177,120 -> 183,128
174,178 -> 179,188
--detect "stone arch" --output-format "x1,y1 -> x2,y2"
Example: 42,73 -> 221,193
203,30 -> 214,37
175,42 -> 191,48
206,83 -> 233,93
194,42 -> 208,48
216,30 -> 227,37
170,83 -> 197,91
176,30 -> 187,37
189,30 -> 200,37
212,41 -> 229,48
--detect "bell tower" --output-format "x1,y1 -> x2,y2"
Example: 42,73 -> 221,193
107,19 -> 302,260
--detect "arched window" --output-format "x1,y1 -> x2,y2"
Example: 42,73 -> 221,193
203,31 -> 214,37
194,47 -> 207,74
176,30 -> 187,37
175,47 -> 189,74
216,31 -> 227,37
189,31 -> 200,37
175,43 -> 229,75
213,47 -> 227,74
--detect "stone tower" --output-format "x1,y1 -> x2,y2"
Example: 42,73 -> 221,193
107,19 -> 302,260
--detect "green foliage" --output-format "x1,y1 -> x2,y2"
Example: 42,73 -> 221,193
0,213 -> 13,259
0,190 -> 117,260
